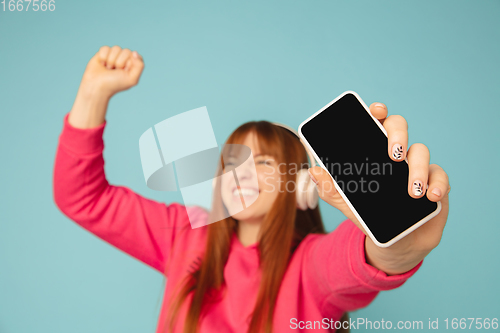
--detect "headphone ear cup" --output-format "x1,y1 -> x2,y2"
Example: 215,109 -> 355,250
306,177 -> 319,209
296,169 -> 309,211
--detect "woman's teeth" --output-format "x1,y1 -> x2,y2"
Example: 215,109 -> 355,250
232,188 -> 258,197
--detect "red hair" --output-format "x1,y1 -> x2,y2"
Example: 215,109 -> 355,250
162,121 -> 348,332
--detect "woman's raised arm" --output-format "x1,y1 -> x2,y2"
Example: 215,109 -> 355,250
53,46 -> 190,274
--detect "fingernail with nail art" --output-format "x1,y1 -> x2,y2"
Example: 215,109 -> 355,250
413,181 -> 423,196
392,144 -> 404,160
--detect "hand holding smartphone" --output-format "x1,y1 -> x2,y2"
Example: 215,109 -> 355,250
298,91 -> 441,247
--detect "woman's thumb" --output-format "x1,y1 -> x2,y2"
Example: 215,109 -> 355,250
308,166 -> 338,199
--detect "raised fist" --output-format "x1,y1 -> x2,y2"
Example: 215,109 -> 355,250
81,45 -> 145,98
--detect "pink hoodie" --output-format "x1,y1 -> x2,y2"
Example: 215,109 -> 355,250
53,112 -> 422,332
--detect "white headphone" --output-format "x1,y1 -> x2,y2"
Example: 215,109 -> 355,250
272,123 -> 319,211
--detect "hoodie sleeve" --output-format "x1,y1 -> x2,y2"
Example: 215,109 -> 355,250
304,219 -> 423,313
52,112 -> 191,275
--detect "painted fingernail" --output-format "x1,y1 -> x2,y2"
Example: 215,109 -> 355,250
392,144 -> 404,160
308,169 -> 318,184
431,187 -> 441,197
413,180 -> 423,196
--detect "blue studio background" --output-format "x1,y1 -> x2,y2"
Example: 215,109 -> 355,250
1,0 -> 499,332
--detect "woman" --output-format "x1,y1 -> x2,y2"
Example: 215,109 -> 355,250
53,46 -> 450,333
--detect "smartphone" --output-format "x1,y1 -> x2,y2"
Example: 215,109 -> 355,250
298,91 -> 441,247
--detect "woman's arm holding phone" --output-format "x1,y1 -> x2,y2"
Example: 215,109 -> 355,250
309,102 -> 451,276
303,219 -> 423,313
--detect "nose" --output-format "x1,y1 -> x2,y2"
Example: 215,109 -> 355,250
236,159 -> 256,180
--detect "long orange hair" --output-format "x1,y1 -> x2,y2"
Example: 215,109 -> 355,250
162,121 -> 346,332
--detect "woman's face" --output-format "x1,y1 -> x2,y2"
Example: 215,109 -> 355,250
220,132 -> 281,223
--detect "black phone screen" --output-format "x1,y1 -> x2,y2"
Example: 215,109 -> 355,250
300,92 -> 438,245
